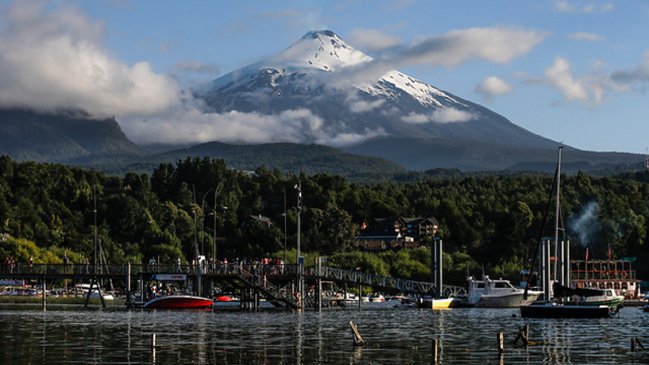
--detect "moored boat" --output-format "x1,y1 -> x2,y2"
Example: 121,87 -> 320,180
142,295 -> 213,309
466,276 -> 541,307
520,147 -> 621,319
417,296 -> 462,309
553,284 -> 624,308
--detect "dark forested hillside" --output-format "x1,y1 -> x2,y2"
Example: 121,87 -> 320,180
0,108 -> 142,162
0,155 -> 647,284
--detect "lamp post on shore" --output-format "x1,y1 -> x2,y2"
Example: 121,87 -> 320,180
200,189 -> 214,258
283,187 -> 287,264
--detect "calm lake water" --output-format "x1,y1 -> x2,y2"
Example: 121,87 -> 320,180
1,302 -> 648,364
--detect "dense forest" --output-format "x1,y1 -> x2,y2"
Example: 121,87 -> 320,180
0,155 -> 647,285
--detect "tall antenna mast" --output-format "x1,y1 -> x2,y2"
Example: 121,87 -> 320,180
553,146 -> 563,283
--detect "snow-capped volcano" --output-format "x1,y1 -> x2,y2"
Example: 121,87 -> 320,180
193,30 -> 560,167
268,30 -> 371,71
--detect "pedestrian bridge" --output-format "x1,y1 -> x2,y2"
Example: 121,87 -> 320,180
0,262 -> 466,308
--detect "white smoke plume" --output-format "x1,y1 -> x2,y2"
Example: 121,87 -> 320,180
568,201 -> 599,246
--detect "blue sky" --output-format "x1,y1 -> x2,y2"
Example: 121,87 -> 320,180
1,0 -> 648,154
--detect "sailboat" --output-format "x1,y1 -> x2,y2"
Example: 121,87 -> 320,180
520,147 -> 619,318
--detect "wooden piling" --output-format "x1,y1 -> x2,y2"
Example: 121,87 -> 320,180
497,332 -> 504,353
514,325 -> 529,346
42,277 -> 46,311
151,333 -> 156,364
523,325 -> 529,345
432,337 -> 438,364
631,336 -> 645,352
349,321 -> 366,347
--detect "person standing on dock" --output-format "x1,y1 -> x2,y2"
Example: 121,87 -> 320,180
29,256 -> 33,273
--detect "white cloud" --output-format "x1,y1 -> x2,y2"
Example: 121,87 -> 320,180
543,57 -> 609,105
475,76 -> 513,101
344,91 -> 385,112
0,2 -> 180,117
401,112 -> 430,124
121,103 -> 385,147
400,108 -> 474,124
348,28 -> 401,52
325,26 -> 546,88
568,31 -> 605,42
400,26 -> 546,67
555,1 -> 615,14
544,57 -> 589,102
430,108 -> 474,124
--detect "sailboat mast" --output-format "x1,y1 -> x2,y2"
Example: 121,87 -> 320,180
553,146 -> 563,284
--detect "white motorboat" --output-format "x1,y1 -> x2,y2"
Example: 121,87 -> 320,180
369,293 -> 385,302
74,283 -> 115,301
467,276 -> 541,307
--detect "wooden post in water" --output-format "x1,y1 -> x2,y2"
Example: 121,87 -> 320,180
126,263 -> 131,306
358,284 -> 362,311
523,325 -> 529,345
432,337 -> 438,364
42,276 -> 46,311
151,333 -> 156,363
497,332 -> 505,354
348,321 -> 366,347
631,336 -> 645,352
317,257 -> 322,312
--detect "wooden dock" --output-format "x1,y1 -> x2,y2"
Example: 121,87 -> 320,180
0,262 -> 466,310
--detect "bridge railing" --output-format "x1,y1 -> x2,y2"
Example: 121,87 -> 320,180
0,263 -> 466,296
0,263 -> 301,277
304,266 -> 466,296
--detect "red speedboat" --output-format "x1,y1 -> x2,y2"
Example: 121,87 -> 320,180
143,295 -> 213,309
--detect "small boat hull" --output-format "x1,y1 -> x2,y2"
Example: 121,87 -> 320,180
143,295 -> 213,309
474,292 -> 541,308
417,297 -> 461,309
520,303 -> 612,318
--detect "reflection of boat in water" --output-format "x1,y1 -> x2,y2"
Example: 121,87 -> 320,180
393,298 -> 417,309
520,302 -> 613,318
466,276 -> 541,307
143,295 -> 213,309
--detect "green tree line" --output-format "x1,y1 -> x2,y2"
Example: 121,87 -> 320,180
0,155 -> 647,284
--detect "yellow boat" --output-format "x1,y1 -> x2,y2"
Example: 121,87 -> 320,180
417,296 -> 461,309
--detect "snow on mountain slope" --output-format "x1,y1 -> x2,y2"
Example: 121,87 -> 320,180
193,30 -> 558,151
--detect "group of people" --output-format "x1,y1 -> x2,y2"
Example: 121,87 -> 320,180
1,255 -> 17,273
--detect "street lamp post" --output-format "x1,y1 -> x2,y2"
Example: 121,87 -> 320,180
283,187 -> 287,263
93,185 -> 97,275
200,189 -> 214,259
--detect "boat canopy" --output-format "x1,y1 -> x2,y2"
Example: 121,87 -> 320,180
552,283 -> 605,298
